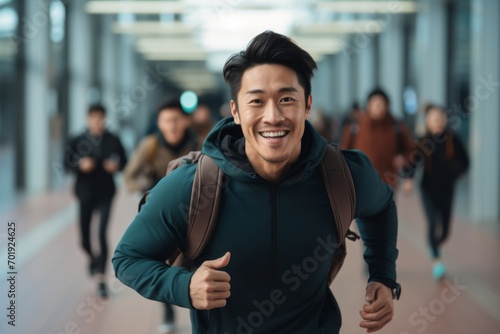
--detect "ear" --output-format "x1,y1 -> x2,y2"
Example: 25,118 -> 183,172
230,100 -> 241,124
305,95 -> 312,120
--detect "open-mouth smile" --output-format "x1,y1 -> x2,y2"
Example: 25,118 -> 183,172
259,130 -> 289,139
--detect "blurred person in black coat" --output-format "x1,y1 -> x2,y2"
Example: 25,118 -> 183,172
404,104 -> 469,280
65,104 -> 127,298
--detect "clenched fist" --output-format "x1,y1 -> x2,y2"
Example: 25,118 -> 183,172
79,157 -> 95,173
190,252 -> 231,310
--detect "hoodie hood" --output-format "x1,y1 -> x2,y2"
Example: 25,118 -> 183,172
202,116 -> 327,183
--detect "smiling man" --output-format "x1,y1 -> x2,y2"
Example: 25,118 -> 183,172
113,31 -> 400,333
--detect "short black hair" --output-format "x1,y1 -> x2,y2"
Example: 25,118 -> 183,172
424,103 -> 446,114
223,30 -> 317,107
156,95 -> 186,118
88,104 -> 106,115
367,88 -> 390,106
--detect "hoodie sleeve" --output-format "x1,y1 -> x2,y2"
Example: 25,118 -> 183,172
112,164 -> 197,309
342,149 -> 399,287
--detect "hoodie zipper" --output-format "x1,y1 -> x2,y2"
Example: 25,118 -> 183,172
271,185 -> 277,277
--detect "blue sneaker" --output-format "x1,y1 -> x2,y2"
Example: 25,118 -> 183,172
432,262 -> 446,280
158,322 -> 176,334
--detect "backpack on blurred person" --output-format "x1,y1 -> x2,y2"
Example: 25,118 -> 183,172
137,145 -> 359,284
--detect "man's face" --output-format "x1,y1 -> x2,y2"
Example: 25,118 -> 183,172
366,95 -> 388,120
231,64 -> 311,170
87,111 -> 105,135
157,108 -> 190,146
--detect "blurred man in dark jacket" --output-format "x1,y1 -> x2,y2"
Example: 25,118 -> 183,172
66,104 -> 127,298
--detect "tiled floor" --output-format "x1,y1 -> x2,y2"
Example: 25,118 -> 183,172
0,183 -> 499,334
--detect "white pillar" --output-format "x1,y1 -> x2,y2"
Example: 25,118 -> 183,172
415,0 -> 447,106
469,0 -> 500,221
68,0 -> 92,135
23,0 -> 51,193
99,15 -> 116,110
311,55 -> 335,114
357,41 -> 376,107
335,39 -> 354,113
379,15 -> 405,117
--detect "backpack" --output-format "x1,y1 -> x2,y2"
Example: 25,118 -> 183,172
138,145 -> 358,284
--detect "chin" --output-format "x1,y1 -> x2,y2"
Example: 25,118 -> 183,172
261,152 -> 291,164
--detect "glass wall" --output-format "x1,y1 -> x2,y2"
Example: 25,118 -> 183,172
0,1 -> 19,208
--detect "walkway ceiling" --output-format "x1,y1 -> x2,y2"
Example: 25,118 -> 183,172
84,0 -> 419,93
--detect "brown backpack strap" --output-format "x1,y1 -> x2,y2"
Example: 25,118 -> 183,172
320,145 -> 356,244
185,154 -> 224,260
166,151 -> 204,174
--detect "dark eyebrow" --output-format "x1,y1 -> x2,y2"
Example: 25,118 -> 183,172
245,89 -> 265,95
278,87 -> 299,93
245,87 -> 299,95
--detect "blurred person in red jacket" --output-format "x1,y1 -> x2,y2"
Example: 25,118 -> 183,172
340,88 -> 415,189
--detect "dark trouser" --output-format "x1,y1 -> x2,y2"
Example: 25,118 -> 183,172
79,196 -> 113,274
420,186 -> 454,259
164,303 -> 175,324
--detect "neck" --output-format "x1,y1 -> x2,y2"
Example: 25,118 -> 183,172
246,144 -> 301,184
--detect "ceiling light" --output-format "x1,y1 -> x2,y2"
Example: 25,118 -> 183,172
291,37 -> 343,54
136,37 -> 199,47
112,21 -> 196,35
85,1 -> 188,14
296,20 -> 384,34
316,1 -> 419,13
143,52 -> 207,61
135,37 -> 206,54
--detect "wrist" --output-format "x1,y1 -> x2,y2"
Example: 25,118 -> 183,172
369,279 -> 401,300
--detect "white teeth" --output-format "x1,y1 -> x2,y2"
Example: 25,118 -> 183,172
261,131 -> 286,138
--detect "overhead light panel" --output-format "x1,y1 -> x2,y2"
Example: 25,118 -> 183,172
112,21 -> 196,35
135,37 -> 204,54
143,52 -> 207,61
136,37 -> 199,47
86,1 -> 188,14
292,37 -> 343,54
316,1 -> 419,13
296,20 -> 384,34
137,44 -> 205,54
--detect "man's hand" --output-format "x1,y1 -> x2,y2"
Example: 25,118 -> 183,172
103,159 -> 119,173
79,157 -> 95,173
393,155 -> 407,170
190,252 -> 231,310
359,282 -> 394,333
402,179 -> 413,193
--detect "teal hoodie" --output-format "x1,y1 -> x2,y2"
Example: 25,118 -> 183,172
113,117 -> 398,334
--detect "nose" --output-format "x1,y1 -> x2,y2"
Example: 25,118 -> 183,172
262,101 -> 285,124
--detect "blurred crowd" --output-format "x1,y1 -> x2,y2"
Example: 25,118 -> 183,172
65,87 -> 469,333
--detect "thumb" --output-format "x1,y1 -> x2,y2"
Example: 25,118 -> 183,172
204,252 -> 231,270
365,283 -> 378,304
